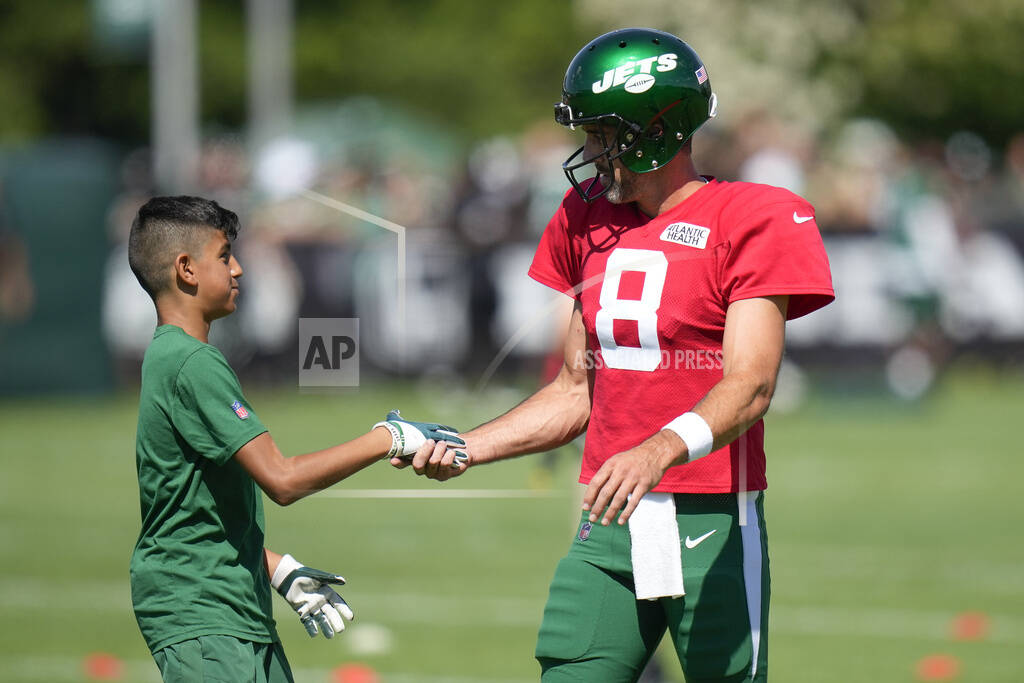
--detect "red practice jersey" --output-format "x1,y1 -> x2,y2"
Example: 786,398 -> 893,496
529,178 -> 834,493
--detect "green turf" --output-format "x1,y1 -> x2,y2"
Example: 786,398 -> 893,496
1,366 -> 1022,682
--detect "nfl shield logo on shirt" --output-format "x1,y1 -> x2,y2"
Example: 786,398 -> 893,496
578,521 -> 593,542
231,401 -> 250,420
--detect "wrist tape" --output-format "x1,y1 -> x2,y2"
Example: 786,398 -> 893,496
663,412 -> 714,461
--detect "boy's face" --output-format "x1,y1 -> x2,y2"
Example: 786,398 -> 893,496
193,230 -> 242,320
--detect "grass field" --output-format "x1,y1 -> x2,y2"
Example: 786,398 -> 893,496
1,365 -> 1022,682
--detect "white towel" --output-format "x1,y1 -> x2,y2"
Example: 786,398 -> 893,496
628,492 -> 685,600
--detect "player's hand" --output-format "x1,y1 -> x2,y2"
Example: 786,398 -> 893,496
271,554 -> 353,639
583,435 -> 675,526
404,437 -> 470,481
375,409 -> 467,469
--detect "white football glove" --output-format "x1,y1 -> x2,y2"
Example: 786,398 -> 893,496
271,554 -> 353,639
373,409 -> 468,467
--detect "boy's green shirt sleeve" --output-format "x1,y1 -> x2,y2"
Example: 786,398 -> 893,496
172,347 -> 267,464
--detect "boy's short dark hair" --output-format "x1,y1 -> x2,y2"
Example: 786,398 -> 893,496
128,196 -> 239,299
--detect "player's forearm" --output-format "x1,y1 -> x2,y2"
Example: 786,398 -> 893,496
464,369 -> 590,465
243,429 -> 392,505
465,299 -> 591,465
281,429 -> 393,503
656,295 -> 786,468
660,369 -> 777,468
698,370 -> 775,446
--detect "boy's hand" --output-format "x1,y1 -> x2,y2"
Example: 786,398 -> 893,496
373,409 -> 467,467
271,554 -> 353,639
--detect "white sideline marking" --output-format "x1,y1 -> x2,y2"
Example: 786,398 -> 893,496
775,604 -> 1024,643
0,578 -> 130,610
2,576 -> 1023,643
356,590 -> 543,627
319,488 -> 563,499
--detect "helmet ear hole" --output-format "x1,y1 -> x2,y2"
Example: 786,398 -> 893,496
645,122 -> 665,140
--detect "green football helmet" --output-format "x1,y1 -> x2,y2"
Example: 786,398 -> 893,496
554,28 -> 718,202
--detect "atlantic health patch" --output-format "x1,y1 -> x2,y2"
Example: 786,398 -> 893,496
660,222 -> 710,249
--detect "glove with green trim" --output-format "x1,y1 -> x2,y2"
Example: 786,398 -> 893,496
271,554 -> 353,639
374,409 -> 468,467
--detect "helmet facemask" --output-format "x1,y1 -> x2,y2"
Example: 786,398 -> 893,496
555,103 -> 644,202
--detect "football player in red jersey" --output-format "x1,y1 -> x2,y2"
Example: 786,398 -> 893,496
397,28 -> 834,682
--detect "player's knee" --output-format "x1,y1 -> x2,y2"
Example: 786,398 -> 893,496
539,655 -> 647,683
537,657 -> 589,682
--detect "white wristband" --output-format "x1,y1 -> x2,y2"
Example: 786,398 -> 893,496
662,412 -> 714,461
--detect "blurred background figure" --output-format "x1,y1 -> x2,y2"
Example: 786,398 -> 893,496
2,0 -> 1021,400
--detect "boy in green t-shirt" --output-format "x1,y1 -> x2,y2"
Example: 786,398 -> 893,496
127,196 -> 462,682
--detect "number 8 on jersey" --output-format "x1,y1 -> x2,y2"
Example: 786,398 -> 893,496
595,248 -> 668,372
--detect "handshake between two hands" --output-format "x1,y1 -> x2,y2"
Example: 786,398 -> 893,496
374,409 -> 469,478
277,410 -> 469,639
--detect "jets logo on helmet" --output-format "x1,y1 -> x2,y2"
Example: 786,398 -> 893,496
554,28 -> 718,202
591,53 -> 678,94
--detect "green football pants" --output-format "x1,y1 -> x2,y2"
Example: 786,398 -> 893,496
536,491 -> 770,683
153,635 -> 294,683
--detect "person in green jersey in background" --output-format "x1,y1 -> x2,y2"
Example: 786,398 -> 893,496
127,196 -> 463,682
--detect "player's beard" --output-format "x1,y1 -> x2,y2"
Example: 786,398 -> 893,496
598,164 -> 638,204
